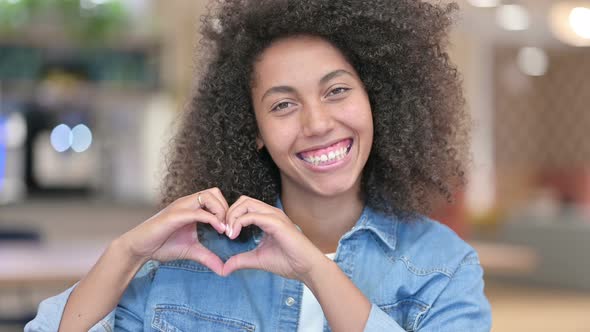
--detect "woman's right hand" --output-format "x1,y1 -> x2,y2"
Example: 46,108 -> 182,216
118,188 -> 228,276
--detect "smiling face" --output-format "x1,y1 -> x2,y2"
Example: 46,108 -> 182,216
251,36 -> 373,198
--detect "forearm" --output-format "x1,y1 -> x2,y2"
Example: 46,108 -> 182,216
59,237 -> 148,331
303,258 -> 371,332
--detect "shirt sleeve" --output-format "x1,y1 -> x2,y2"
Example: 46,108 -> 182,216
23,282 -> 116,332
363,303 -> 407,331
24,260 -> 158,332
113,260 -> 159,331
415,260 -> 492,331
363,258 -> 491,332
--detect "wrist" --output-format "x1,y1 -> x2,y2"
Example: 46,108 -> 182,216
111,236 -> 151,267
301,254 -> 336,289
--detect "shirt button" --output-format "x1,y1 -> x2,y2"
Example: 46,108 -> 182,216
285,297 -> 296,306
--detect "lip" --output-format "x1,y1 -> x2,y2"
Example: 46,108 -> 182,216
296,139 -> 354,173
296,137 -> 353,155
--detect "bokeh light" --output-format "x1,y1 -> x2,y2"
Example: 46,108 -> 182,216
50,124 -> 72,152
4,112 -> 27,148
496,4 -> 530,31
569,7 -> 590,39
517,47 -> 549,77
71,124 -> 93,152
467,0 -> 500,8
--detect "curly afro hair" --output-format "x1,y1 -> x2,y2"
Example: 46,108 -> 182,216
160,0 -> 469,233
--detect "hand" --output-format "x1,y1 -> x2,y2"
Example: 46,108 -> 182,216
222,196 -> 326,280
118,188 -> 229,276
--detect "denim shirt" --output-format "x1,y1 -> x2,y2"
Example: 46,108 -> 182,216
25,204 -> 491,331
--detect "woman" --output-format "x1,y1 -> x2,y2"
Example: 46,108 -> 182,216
26,0 -> 491,331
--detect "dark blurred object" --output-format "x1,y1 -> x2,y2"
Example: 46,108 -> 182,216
0,227 -> 41,243
22,59 -> 95,197
0,44 -> 160,88
22,99 -> 54,194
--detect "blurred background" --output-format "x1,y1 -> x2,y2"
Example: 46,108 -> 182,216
0,0 -> 588,330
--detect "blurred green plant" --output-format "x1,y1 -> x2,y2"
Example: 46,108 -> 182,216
0,0 -> 128,44
0,0 -> 35,31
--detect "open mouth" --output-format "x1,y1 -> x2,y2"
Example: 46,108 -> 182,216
296,138 -> 353,166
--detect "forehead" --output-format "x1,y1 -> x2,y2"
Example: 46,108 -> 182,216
252,36 -> 357,88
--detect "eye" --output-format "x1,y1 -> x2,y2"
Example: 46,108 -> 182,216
327,87 -> 350,97
271,101 -> 295,112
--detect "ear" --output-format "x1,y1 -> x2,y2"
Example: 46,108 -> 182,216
256,134 -> 264,151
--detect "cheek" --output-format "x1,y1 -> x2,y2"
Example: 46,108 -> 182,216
340,100 -> 373,134
259,123 -> 298,156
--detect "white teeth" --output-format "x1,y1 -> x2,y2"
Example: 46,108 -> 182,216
301,144 -> 351,166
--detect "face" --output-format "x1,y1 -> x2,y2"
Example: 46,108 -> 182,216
251,36 -> 373,198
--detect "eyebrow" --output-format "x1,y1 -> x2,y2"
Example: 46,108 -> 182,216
260,69 -> 355,102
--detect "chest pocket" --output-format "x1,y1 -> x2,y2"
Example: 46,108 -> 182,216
378,298 -> 430,332
151,304 -> 256,332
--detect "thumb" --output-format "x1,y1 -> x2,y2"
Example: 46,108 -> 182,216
222,250 -> 260,277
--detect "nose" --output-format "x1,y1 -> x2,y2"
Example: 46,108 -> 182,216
301,102 -> 334,137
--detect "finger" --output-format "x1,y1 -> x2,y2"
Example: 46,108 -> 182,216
225,196 -> 251,238
172,193 -> 204,209
204,188 -> 230,229
167,208 -> 226,234
226,197 -> 272,238
178,192 -> 227,232
229,212 -> 281,240
175,189 -> 227,220
187,242 -> 225,276
225,195 -> 250,220
222,249 -> 261,277
207,187 -> 229,211
197,191 -> 227,221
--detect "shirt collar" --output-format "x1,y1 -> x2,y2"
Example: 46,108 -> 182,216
349,204 -> 398,252
275,197 -> 398,252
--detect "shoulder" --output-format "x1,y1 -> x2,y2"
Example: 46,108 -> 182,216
355,210 -> 489,330
386,213 -> 480,277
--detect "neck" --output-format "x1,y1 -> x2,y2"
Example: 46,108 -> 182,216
281,183 -> 364,254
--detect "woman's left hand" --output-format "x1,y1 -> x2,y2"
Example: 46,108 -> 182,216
221,195 -> 326,280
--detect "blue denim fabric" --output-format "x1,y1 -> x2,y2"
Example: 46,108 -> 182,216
25,204 -> 491,331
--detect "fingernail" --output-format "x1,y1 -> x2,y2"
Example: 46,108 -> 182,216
228,227 -> 233,238
220,223 -> 226,232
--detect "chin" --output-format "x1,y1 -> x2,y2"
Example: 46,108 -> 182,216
307,178 -> 359,198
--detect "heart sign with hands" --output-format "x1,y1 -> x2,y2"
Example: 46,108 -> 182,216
120,188 -> 325,282
222,195 -> 326,280
120,187 -> 230,276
